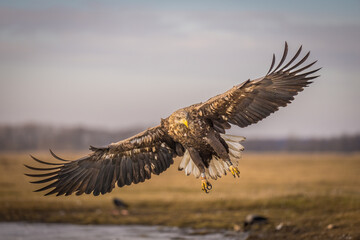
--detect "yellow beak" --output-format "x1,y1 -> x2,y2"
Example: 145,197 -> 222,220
180,119 -> 189,128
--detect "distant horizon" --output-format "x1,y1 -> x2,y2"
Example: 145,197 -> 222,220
1,121 -> 359,140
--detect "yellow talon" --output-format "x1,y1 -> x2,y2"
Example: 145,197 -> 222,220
229,166 -> 240,178
201,179 -> 212,193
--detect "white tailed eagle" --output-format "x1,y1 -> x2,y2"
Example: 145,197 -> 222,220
26,42 -> 320,195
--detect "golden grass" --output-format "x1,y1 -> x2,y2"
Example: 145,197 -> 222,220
1,152 -> 360,239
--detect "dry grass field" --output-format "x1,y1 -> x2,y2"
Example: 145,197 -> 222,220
0,152 -> 359,239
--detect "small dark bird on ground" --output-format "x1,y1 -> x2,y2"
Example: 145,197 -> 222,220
113,197 -> 129,209
244,214 -> 269,231
112,197 -> 129,216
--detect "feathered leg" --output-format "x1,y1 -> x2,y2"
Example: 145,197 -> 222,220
205,132 -> 240,178
188,147 -> 212,193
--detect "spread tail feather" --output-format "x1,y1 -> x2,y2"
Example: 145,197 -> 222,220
178,134 -> 245,179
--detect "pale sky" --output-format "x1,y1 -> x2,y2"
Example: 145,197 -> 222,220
0,0 -> 359,138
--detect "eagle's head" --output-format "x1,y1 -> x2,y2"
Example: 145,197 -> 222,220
170,109 -> 189,130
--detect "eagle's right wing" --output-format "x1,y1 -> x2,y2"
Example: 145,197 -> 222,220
25,125 -> 184,196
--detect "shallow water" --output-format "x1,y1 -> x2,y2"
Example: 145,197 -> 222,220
0,222 -> 249,240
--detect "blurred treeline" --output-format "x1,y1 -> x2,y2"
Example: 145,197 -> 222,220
0,124 -> 359,152
0,124 -> 141,151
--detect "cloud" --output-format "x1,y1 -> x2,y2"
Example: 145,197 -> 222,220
0,2 -> 359,137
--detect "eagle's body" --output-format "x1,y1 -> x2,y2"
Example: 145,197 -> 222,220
166,108 -> 213,149
26,43 -> 320,195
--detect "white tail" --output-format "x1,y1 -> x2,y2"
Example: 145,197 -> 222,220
178,134 -> 245,179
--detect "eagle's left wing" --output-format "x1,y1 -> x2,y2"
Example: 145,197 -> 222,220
25,125 -> 184,196
196,42 -> 320,133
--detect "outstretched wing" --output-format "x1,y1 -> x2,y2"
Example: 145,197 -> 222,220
25,125 -> 184,196
196,42 -> 320,133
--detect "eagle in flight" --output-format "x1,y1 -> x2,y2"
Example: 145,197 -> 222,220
26,42 -> 320,195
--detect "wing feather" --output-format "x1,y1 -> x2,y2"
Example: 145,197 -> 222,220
196,42 -> 320,130
26,125 -> 182,196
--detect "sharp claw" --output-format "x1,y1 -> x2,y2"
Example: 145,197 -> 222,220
229,166 -> 240,178
201,179 -> 212,193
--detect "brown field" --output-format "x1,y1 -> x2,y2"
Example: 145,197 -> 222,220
0,152 -> 360,239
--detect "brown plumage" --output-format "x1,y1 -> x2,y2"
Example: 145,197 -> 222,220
25,42 -> 320,195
